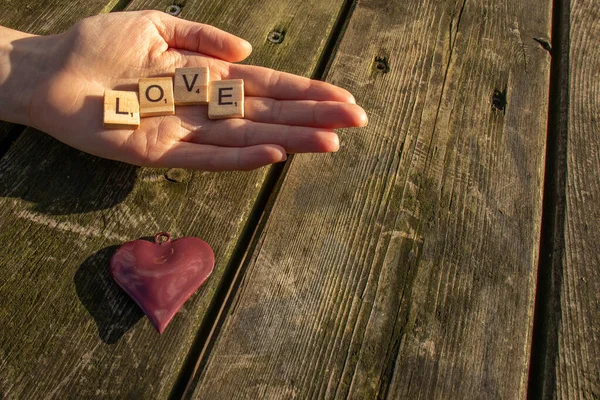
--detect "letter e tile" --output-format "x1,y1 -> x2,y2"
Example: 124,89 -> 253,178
208,79 -> 244,120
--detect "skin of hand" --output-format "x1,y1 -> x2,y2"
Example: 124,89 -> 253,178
0,11 -> 367,171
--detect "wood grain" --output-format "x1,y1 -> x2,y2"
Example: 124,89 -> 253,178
0,0 -> 347,398
552,0 -> 600,397
0,0 -> 117,33
191,0 -> 552,398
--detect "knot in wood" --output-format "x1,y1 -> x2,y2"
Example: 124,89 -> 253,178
165,168 -> 189,183
491,89 -> 507,113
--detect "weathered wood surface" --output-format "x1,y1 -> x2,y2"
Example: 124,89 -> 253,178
0,0 -> 120,149
0,0 -> 347,398
190,0 -> 552,398
0,123 -> 21,158
549,0 -> 600,398
0,0 -> 118,32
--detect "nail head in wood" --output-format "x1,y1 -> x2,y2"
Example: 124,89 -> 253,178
268,30 -> 285,44
373,56 -> 390,73
165,5 -> 182,16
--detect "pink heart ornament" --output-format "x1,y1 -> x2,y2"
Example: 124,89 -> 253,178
110,232 -> 214,333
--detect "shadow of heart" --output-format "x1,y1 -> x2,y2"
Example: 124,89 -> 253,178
74,244 -> 145,344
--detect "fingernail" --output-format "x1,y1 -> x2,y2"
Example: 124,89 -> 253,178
331,134 -> 340,152
279,151 -> 288,162
242,39 -> 253,53
358,109 -> 368,127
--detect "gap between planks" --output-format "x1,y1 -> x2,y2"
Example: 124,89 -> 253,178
527,0 -> 569,397
102,0 -> 134,14
0,0 -> 355,398
0,124 -> 25,161
170,1 -> 359,398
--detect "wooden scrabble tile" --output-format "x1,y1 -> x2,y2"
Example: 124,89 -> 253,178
139,77 -> 175,117
103,90 -> 140,129
174,67 -> 209,105
208,79 -> 244,120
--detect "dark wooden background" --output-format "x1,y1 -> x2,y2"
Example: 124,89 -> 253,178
0,0 -> 597,399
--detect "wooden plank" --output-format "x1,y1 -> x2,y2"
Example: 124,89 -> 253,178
0,123 -> 21,157
0,0 -> 347,398
0,0 -> 119,32
0,0 -> 120,150
191,0 -> 552,398
550,0 -> 600,397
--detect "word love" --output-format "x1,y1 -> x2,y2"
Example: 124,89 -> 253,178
103,66 -> 244,129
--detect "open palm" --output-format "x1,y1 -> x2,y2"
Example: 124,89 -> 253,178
29,11 -> 366,171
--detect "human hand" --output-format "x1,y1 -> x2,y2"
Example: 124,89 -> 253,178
1,11 -> 367,171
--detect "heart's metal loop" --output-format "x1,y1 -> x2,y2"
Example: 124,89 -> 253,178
154,232 -> 171,244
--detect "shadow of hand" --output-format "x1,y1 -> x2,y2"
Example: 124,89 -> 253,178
0,130 -> 136,215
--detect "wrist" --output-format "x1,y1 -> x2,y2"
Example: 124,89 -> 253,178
0,27 -> 58,127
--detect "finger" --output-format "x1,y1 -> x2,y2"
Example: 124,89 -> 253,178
159,142 -> 286,171
181,119 -> 340,153
170,56 -> 360,106
225,64 -> 356,102
243,98 -> 368,128
147,11 -> 252,62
